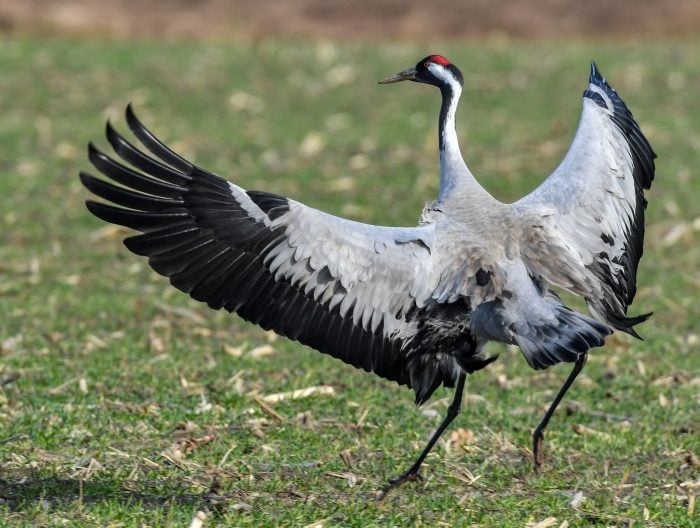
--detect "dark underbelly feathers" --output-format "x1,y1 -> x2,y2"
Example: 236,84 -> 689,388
402,298 -> 496,404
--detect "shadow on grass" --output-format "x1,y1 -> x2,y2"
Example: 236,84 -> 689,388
0,470 -> 211,512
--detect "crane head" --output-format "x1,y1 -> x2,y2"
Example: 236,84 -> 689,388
379,55 -> 464,89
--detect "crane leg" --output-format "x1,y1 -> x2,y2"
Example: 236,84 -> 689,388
532,352 -> 588,471
379,373 -> 467,498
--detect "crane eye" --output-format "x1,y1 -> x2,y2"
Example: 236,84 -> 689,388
424,62 -> 430,69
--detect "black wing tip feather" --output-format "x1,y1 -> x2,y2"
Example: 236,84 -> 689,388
87,140 -> 101,160
79,171 -> 100,192
85,199 -> 126,227
105,119 -> 123,144
587,60 -> 611,94
124,103 -> 144,137
88,139 -> 118,167
585,60 -> 656,191
86,141 -> 116,173
82,105 -> 417,393
124,104 -> 194,174
124,103 -> 146,137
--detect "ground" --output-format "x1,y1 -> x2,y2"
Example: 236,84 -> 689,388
0,6 -> 698,528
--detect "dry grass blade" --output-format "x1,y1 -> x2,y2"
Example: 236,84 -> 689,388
149,332 -> 167,354
661,222 -> 691,247
154,302 -> 206,324
71,457 -> 104,480
261,385 -> 335,403
160,447 -> 188,470
248,344 -> 276,359
566,401 -> 631,422
253,397 -> 285,422
448,427 -> 476,450
326,471 -> 359,486
218,443 -> 237,467
527,517 -> 559,528
48,376 -> 80,395
223,343 -> 243,357
339,449 -> 353,469
569,491 -> 585,508
571,424 -> 612,439
445,462 -> 482,485
303,519 -> 328,528
613,471 -> 631,500
88,224 -> 131,242
179,434 -> 217,454
188,511 -> 206,528
141,457 -> 161,469
105,399 -> 160,415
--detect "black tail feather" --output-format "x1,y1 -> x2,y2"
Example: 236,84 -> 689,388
612,311 -> 653,340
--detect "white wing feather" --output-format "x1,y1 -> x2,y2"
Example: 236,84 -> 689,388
514,64 -> 655,334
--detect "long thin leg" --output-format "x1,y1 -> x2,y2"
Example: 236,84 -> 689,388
532,353 -> 588,470
380,373 -> 467,498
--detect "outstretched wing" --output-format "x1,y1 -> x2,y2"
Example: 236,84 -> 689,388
81,105 -> 437,388
515,63 -> 655,335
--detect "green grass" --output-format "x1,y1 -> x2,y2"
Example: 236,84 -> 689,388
0,37 -> 698,527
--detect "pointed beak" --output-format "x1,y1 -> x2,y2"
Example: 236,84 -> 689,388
378,66 -> 417,84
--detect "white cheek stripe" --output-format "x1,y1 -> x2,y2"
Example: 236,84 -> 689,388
428,63 -> 461,94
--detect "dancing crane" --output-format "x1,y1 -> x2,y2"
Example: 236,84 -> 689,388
81,55 -> 655,493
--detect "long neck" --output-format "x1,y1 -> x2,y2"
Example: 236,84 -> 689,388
437,82 -> 489,204
438,83 -> 461,153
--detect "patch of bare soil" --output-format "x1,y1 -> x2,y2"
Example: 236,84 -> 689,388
1,0 -> 699,40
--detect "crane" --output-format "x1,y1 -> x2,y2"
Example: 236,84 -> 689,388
80,55 -> 655,493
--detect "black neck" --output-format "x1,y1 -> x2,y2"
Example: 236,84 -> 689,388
438,84 -> 456,152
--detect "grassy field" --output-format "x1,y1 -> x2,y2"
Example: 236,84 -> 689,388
0,37 -> 698,527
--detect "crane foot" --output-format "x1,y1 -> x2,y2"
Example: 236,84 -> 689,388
377,471 -> 424,500
532,430 -> 544,472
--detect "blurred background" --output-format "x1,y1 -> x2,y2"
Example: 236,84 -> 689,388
2,0 -> 700,39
